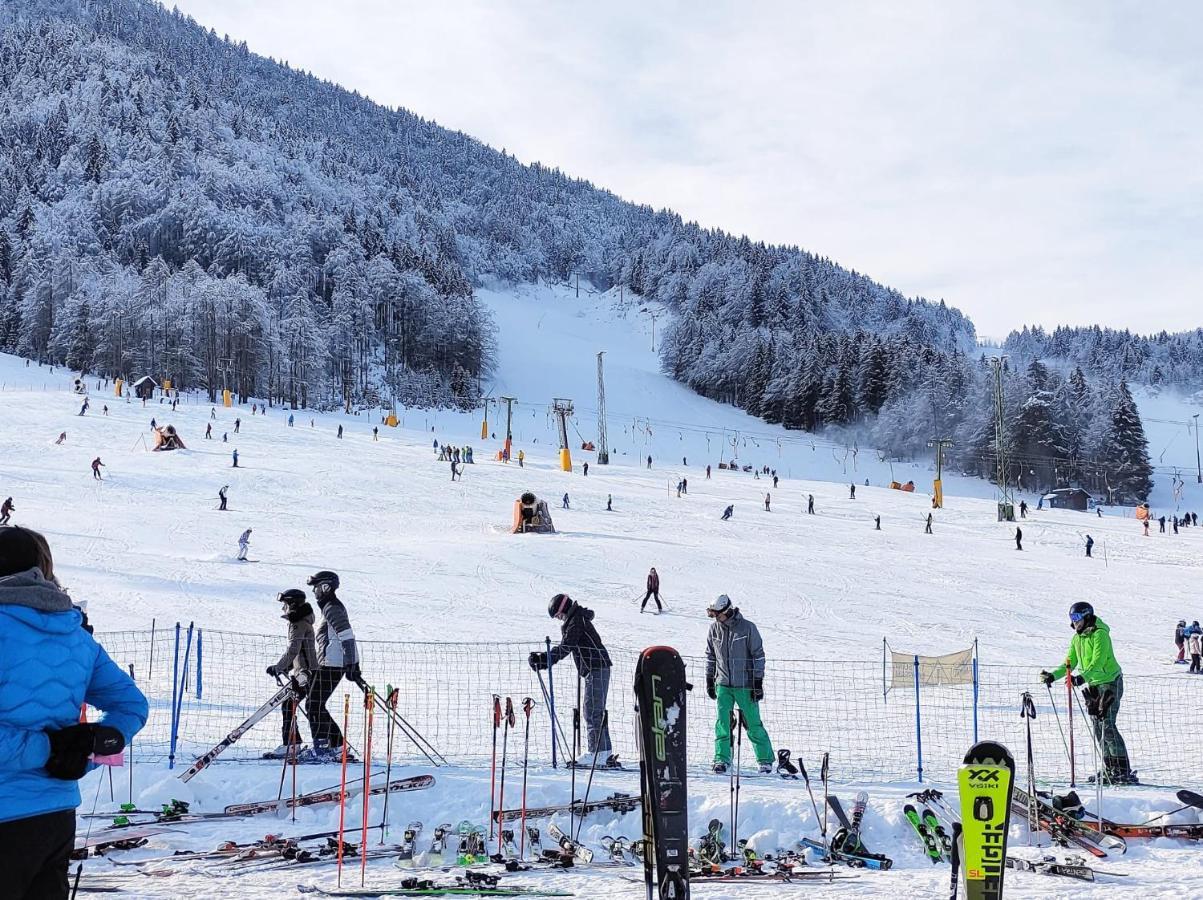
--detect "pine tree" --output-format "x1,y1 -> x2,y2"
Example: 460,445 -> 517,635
1097,381 -> 1153,503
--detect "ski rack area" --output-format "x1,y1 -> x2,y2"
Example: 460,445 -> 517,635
98,623 -> 1199,784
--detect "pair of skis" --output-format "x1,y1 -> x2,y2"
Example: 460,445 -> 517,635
224,774 -> 434,817
903,803 -> 952,864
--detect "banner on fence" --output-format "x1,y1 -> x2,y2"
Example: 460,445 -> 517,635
886,645 -> 975,692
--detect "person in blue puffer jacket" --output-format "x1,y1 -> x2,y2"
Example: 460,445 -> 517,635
0,526 -> 148,898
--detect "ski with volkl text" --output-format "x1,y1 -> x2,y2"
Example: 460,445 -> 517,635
957,741 -> 1015,900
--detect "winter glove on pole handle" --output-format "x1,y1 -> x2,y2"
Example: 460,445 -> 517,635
505,697 -> 516,729
522,697 -> 534,719
528,652 -> 548,671
344,663 -> 364,687
1039,670 -> 1055,687
1071,674 -> 1085,687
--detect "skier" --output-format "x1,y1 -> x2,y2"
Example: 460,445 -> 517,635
647,455 -> 652,469
232,449 -> 239,468
773,475 -> 779,489
807,494 -> 815,515
1019,500 -> 1028,518
218,485 -> 229,512
1085,534 -> 1094,558
1015,527 -> 1023,551
706,465 -> 711,479
90,458 -> 104,480
54,432 -> 66,445
1174,517 -> 1180,535
1189,623 -> 1202,675
1040,602 -> 1135,784
528,594 -> 614,767
450,458 -> 462,481
721,504 -> 734,521
77,398 -> 88,416
1142,519 -> 1149,536
1159,515 -> 1166,533
705,594 -> 773,774
0,526 -> 148,896
1175,620 -> 1187,663
237,529 -> 252,561
682,478 -> 688,495
234,418 -> 241,433
606,494 -> 612,511
211,407 -> 217,419
764,493 -> 771,512
517,450 -> 525,468
925,512 -> 933,534
562,493 -> 570,510
640,567 -> 662,614
850,483 -> 856,500
205,422 -> 212,439
305,571 -> 361,760
264,589 -> 318,757
149,418 -> 156,431
874,515 -> 881,530
102,405 -> 108,416
373,427 -> 378,442
583,462 -> 589,477
288,414 -> 294,428
0,497 -> 12,525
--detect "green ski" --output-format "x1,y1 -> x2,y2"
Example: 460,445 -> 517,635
903,804 -> 943,864
957,741 -> 1015,900
922,807 -> 953,856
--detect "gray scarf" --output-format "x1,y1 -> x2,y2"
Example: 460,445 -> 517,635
0,567 -> 73,612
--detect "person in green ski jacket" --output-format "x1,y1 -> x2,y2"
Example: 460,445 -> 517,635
1040,601 -> 1134,784
705,594 -> 774,774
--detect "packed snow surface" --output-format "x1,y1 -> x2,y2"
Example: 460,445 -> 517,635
2,282 -> 1201,897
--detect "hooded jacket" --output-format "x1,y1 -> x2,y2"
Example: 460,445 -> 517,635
316,593 -> 359,669
547,604 -> 611,675
705,608 -> 766,689
275,603 -> 318,675
0,569 -> 148,824
1049,617 -> 1122,688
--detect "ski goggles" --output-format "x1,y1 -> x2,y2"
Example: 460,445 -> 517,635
1069,610 -> 1090,624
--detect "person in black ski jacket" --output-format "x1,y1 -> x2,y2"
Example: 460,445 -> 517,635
0,497 -> 13,525
641,567 -> 662,613
1175,619 -> 1187,663
529,595 -> 614,766
264,589 -> 318,757
305,571 -> 361,759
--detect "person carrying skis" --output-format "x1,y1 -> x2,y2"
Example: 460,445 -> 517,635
0,497 -> 13,525
305,570 -> 361,760
1040,601 -> 1135,784
529,594 -> 615,767
721,504 -> 734,521
218,485 -> 228,511
1175,620 -> 1187,663
237,529 -> 252,561
0,526 -> 148,897
90,458 -> 104,480
640,567 -> 662,614
264,589 -> 318,757
705,594 -> 773,774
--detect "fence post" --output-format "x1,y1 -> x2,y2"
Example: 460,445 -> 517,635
913,654 -> 923,783
972,639 -> 980,744
196,630 -> 203,700
546,636 -> 557,769
149,617 -> 156,680
169,623 -> 180,769
170,623 -> 194,769
882,638 -> 888,702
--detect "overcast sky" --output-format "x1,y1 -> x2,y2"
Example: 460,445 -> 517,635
170,0 -> 1202,338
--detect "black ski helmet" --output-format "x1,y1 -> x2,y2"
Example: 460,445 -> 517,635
548,593 -> 574,619
278,588 -> 307,607
307,570 -> 340,597
1069,601 -> 1095,631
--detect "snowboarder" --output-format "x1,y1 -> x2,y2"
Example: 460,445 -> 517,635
237,529 -> 252,561
606,494 -> 612,511
1175,620 -> 1187,663
1085,534 -> 1094,557
1015,527 -> 1023,551
0,526 -> 149,895
1040,601 -> 1135,784
205,423 -> 212,439
54,432 -> 66,445
705,594 -> 773,774
641,567 -> 662,614
1189,623 -> 1202,675
0,497 -> 13,525
764,493 -> 771,511
721,504 -> 734,521
90,458 -> 104,480
583,462 -> 589,476
218,485 -> 228,511
562,493 -> 570,510
231,449 -> 239,467
1019,500 -> 1028,518
305,571 -> 361,759
807,494 -> 815,515
264,589 -> 318,756
529,594 -> 614,767
925,512 -> 933,534
849,484 -> 856,500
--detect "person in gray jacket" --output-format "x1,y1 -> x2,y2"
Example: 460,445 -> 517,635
304,570 -> 361,760
264,589 -> 317,758
705,594 -> 774,773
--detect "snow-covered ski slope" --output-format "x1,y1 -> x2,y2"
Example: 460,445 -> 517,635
2,282 -> 1202,897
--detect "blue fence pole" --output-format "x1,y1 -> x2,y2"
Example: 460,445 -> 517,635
170,623 -> 194,768
913,654 -> 923,783
169,623 -> 180,769
196,630 -> 203,700
547,636 -> 557,769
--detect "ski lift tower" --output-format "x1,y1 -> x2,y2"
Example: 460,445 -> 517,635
990,357 -> 1015,521
596,352 -> 610,465
500,396 -> 516,462
553,398 -> 574,472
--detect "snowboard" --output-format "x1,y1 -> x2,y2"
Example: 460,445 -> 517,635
957,741 -> 1015,900
634,645 -> 690,900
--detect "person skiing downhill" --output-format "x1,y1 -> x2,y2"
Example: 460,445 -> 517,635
264,589 -> 318,757
90,457 -> 104,480
529,594 -> 615,767
237,529 -> 252,561
0,526 -> 148,897
641,567 -> 662,614
1040,601 -> 1135,784
705,594 -> 774,774
218,485 -> 228,511
721,504 -> 734,521
304,571 -> 361,760
0,497 -> 13,525
1175,620 -> 1187,663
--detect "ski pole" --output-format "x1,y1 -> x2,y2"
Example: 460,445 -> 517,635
489,695 -> 501,841
497,697 -> 515,855
1044,683 -> 1072,777
519,697 -> 534,858
361,688 -> 374,887
1020,692 -> 1037,844
575,710 -> 607,842
546,636 -> 558,769
820,752 -> 831,884
534,668 -> 570,762
127,664 -> 136,807
337,694 -> 350,887
732,710 -> 744,855
797,756 -> 826,850
1065,664 -> 1076,786
380,687 -> 398,844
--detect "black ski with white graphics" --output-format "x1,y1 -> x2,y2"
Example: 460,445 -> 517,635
178,674 -> 308,782
223,774 -> 434,817
493,793 -> 640,823
634,645 -> 690,900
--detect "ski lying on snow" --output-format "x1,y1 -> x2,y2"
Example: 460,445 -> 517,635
297,885 -> 573,897
797,837 -> 891,870
492,793 -> 639,823
1005,855 -> 1128,881
224,774 -> 434,816
1009,786 -> 1126,856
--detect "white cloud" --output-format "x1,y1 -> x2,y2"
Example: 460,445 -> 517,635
171,0 -> 1203,336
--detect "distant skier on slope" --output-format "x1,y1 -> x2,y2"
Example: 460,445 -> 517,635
90,458 -> 104,480
1085,534 -> 1094,558
807,494 -> 815,515
705,594 -> 774,774
305,570 -> 361,761
1041,601 -> 1135,784
764,493 -> 771,512
54,432 -> 66,445
264,588 -> 317,757
0,497 -> 13,525
529,594 -> 615,767
849,483 -> 856,500
1015,527 -> 1023,551
237,529 -> 252,561
721,504 -> 734,521
640,567 -> 662,614
218,485 -> 228,511
925,512 -> 933,534
1175,620 -> 1187,663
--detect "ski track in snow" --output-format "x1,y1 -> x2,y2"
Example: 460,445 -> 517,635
2,282 -> 1202,897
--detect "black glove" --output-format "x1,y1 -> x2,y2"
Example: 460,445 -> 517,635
1039,670 -> 1055,687
344,662 -> 363,685
45,723 -> 125,780
529,652 -> 548,671
1082,685 -> 1101,717
1072,674 -> 1085,687
752,679 -> 764,702
706,676 -> 716,700
266,665 -> 280,677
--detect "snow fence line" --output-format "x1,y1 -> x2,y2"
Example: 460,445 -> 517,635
94,625 -> 1195,785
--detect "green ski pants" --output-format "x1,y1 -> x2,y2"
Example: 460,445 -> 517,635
713,684 -> 774,766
